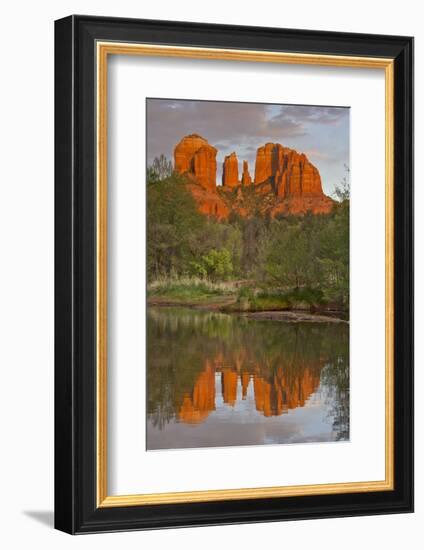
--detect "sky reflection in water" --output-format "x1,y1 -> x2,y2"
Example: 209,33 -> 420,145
147,307 -> 349,450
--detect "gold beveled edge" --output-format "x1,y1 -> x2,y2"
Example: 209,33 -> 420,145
96,41 -> 395,508
100,479 -> 392,508
97,41 -> 393,69
96,42 -> 108,507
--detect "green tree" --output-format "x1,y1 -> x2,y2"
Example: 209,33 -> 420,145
147,174 -> 206,279
196,249 -> 233,281
318,201 -> 349,306
263,222 -> 312,288
146,155 -> 350,310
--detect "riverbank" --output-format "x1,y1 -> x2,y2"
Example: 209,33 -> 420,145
147,295 -> 236,310
147,296 -> 348,323
147,277 -> 348,322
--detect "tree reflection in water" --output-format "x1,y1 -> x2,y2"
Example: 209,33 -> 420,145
147,307 -> 349,448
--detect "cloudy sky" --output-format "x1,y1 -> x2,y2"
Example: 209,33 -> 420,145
146,98 -> 349,196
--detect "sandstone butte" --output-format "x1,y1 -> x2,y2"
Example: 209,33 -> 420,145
174,134 -> 229,219
222,152 -> 239,187
173,134 -> 334,219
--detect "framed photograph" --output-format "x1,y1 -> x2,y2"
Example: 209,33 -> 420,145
54,15 -> 413,534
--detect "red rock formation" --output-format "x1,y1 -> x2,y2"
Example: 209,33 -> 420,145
241,160 -> 252,185
186,182 -> 229,220
193,146 -> 217,191
172,135 -> 334,218
275,150 -> 322,198
254,143 -> 323,197
174,134 -> 217,191
253,143 -> 333,215
254,143 -> 276,185
222,152 -> 239,187
270,195 -> 334,217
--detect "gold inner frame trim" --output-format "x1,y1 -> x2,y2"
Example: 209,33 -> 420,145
96,41 -> 395,508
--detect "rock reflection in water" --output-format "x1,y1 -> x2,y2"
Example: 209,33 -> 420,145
147,307 -> 349,450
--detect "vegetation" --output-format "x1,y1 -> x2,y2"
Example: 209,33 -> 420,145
147,307 -> 349,437
146,153 -> 173,183
147,158 -> 349,313
148,276 -> 236,305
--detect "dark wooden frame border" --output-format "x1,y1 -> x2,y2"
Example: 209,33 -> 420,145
55,15 -> 413,534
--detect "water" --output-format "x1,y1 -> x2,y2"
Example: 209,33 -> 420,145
147,307 -> 349,450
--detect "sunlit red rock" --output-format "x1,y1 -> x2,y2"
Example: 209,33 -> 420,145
241,160 -> 252,185
255,143 -> 323,195
193,146 -> 217,191
254,143 -> 276,185
274,149 -> 323,197
174,134 -> 217,191
174,134 -> 207,174
186,182 -> 229,220
222,152 -> 239,187
173,136 -> 334,218
270,195 -> 334,216
253,143 -> 334,215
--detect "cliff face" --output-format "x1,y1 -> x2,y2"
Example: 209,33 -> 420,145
174,134 -> 229,219
173,135 -> 334,219
222,152 -> 239,187
185,181 -> 229,219
257,143 -> 334,215
255,143 -> 324,197
254,142 -> 276,185
252,143 -> 334,215
174,134 -> 217,191
241,160 -> 252,185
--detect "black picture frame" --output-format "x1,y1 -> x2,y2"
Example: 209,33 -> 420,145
55,15 -> 414,534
